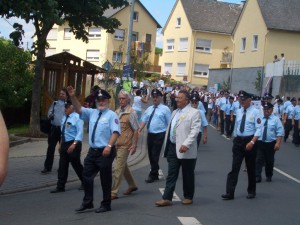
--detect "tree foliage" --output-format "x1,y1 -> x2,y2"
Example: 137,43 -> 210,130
0,38 -> 33,108
0,0 -> 128,136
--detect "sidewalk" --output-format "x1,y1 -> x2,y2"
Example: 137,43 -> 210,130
0,130 -> 148,195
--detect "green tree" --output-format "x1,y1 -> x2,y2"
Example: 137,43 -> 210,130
0,0 -> 128,136
0,38 -> 33,108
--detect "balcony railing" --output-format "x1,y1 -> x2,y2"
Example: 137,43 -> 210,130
220,52 -> 232,64
265,60 -> 300,77
131,41 -> 151,52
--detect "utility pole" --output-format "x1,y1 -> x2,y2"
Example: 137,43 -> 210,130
126,0 -> 135,65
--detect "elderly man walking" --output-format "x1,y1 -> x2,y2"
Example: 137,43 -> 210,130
111,90 -> 139,200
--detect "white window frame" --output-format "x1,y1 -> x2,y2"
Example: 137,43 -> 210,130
164,63 -> 172,75
179,38 -> 188,51
114,29 -> 125,41
194,64 -> 209,77
240,37 -> 246,52
133,12 -> 139,21
166,39 -> 175,52
177,63 -> 186,76
132,32 -> 138,41
45,48 -> 56,57
86,50 -> 99,62
64,28 -> 71,40
196,39 -> 212,53
112,51 -> 123,63
252,35 -> 258,51
88,27 -> 101,39
47,29 -> 58,40
176,17 -> 181,27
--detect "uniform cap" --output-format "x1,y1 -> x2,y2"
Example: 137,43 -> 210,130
64,100 -> 73,108
263,93 -> 274,100
220,91 -> 224,95
277,98 -> 283,103
238,90 -> 253,100
151,89 -> 163,97
229,96 -> 234,100
291,97 -> 297,102
96,89 -> 111,99
262,102 -> 274,110
190,93 -> 200,101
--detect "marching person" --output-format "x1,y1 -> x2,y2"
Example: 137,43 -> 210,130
283,97 -> 297,143
222,90 -> 262,200
224,96 -> 235,138
155,90 -> 200,206
41,89 -> 68,174
292,98 -> 300,147
255,102 -> 284,183
67,86 -> 120,213
50,101 -> 84,193
111,90 -> 139,200
139,89 -> 171,183
0,111 -> 9,186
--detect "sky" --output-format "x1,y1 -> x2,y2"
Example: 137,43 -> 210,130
0,0 -> 242,49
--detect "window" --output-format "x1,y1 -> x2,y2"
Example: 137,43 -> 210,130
177,63 -> 186,76
112,52 -> 123,63
166,39 -> 175,52
196,39 -> 211,53
179,38 -> 188,51
146,34 -> 152,43
64,28 -> 71,40
63,49 -> 70,52
114,29 -> 125,41
86,50 -> 99,61
252,35 -> 258,50
45,48 -> 56,57
133,12 -> 139,21
47,29 -> 57,40
241,37 -> 246,52
194,64 -> 209,77
176,17 -> 181,27
132,32 -> 138,41
164,63 -> 172,74
88,27 -> 101,38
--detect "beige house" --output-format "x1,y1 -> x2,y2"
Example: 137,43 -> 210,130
160,0 -> 242,86
208,0 -> 300,95
45,0 -> 161,70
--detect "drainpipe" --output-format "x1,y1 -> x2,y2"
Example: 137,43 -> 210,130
230,36 -> 235,93
261,31 -> 269,96
126,0 -> 135,65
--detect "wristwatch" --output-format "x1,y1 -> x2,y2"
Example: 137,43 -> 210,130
250,140 -> 255,145
73,142 -> 77,145
107,144 -> 112,148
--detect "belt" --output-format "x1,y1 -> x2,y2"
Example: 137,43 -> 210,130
90,147 -> 105,151
236,135 -> 253,140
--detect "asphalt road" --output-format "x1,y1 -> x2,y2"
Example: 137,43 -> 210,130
1,124 -> 300,225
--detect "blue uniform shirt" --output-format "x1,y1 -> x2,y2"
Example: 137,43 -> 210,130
61,112 -> 84,142
48,100 -> 65,126
273,103 -> 284,119
218,97 -> 228,111
81,107 -> 120,148
224,103 -> 233,116
258,114 -> 284,142
141,103 -> 171,133
286,105 -> 295,119
293,105 -> 300,120
283,100 -> 291,112
231,101 -> 240,116
197,101 -> 206,113
233,105 -> 262,137
199,109 -> 208,133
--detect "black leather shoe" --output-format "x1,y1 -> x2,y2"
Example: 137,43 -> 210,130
246,193 -> 256,199
145,176 -> 159,183
50,188 -> 65,193
41,169 -> 51,174
266,177 -> 272,182
75,203 -> 94,212
221,193 -> 234,200
95,206 -> 111,213
256,177 -> 262,183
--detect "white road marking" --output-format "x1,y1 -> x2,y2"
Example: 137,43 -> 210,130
209,124 -> 216,129
159,169 -> 164,178
159,188 -> 181,201
178,217 -> 202,225
274,167 -> 300,184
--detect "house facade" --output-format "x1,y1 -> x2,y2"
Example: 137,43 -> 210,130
160,0 -> 242,86
45,0 -> 161,71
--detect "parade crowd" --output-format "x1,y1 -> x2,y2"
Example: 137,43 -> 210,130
39,78 -> 300,212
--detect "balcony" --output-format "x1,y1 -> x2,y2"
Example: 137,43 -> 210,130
131,41 -> 151,52
265,60 -> 300,77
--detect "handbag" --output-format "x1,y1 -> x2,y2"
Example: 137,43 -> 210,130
40,101 -> 56,134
